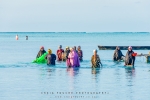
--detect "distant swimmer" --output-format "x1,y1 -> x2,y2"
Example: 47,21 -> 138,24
68,47 -> 80,67
77,46 -> 83,61
56,45 -> 64,61
16,34 -> 18,40
26,36 -> 28,40
45,49 -> 56,65
125,46 -> 136,67
91,49 -> 102,68
36,46 -> 46,58
113,46 -> 124,61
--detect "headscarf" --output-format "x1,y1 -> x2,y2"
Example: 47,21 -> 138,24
70,47 -> 74,51
116,46 -> 120,50
93,49 -> 97,53
128,46 -> 132,49
93,49 -> 98,61
59,45 -> 62,48
48,49 -> 52,54
41,46 -> 44,49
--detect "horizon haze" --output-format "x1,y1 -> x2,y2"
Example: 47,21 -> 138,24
0,0 -> 150,32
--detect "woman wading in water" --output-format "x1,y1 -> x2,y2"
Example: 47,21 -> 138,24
125,46 -> 136,67
67,48 -> 80,67
91,49 -> 102,68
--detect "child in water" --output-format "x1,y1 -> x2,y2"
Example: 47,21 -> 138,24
45,49 -> 56,65
91,49 -> 102,68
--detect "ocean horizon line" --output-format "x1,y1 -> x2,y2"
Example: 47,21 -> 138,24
0,32 -> 149,33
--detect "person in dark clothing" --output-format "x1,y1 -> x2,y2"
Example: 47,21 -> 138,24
77,46 -> 83,61
36,46 -> 46,58
65,47 -> 71,67
125,46 -> 135,66
113,46 -> 124,61
26,36 -> 28,40
74,46 -> 78,53
65,47 -> 70,59
45,49 -> 56,65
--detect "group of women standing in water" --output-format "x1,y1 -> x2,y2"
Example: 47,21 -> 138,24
113,46 -> 136,66
56,45 -> 82,67
36,45 -> 83,67
36,45 -> 136,68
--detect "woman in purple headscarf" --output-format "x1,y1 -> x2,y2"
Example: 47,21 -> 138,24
67,48 -> 80,67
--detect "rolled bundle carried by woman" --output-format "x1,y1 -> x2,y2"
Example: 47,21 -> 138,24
32,53 -> 48,63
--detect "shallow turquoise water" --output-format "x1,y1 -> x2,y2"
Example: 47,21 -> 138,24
0,32 -> 150,100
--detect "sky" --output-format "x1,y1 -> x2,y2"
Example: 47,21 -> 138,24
0,0 -> 150,32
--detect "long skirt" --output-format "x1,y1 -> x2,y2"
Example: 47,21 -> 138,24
66,59 -> 71,67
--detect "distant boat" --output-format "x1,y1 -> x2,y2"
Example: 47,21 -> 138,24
98,46 -> 150,50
